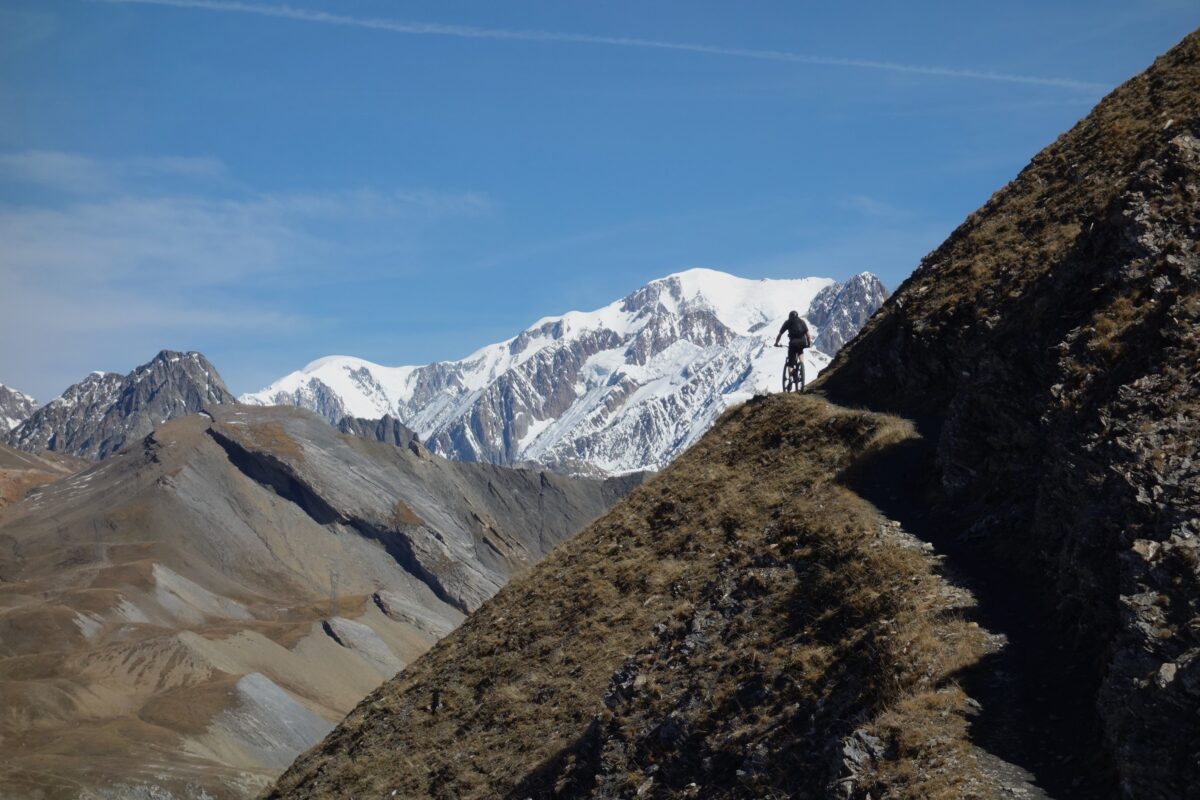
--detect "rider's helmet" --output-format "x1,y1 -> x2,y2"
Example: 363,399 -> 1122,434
788,310 -> 799,320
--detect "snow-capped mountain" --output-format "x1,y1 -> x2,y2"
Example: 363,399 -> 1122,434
0,385 -> 38,433
8,351 -> 237,460
808,272 -> 891,353
243,269 -> 888,475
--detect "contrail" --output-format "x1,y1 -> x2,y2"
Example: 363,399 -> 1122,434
96,0 -> 1109,92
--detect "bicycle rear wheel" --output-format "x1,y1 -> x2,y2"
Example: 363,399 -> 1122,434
782,360 -> 800,392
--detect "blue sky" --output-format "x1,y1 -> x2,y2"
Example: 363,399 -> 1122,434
1,1 -> 1196,399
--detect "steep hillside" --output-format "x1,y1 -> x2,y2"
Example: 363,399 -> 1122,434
0,442 -> 83,508
269,395 -> 1006,799
244,269 -> 887,475
8,350 -> 237,460
0,405 -> 632,799
818,27 -> 1199,799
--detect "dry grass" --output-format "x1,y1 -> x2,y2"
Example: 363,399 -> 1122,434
391,500 -> 425,528
238,422 -> 306,462
268,394 -> 989,799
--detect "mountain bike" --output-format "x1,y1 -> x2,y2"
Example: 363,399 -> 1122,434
775,344 -> 805,392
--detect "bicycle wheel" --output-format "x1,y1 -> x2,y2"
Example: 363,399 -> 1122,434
781,359 -> 792,392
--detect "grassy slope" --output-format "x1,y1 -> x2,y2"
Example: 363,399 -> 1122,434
269,395 -> 989,799
818,28 -> 1199,410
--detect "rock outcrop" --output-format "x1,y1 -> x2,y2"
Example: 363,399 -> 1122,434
7,350 -> 236,460
818,27 -> 1200,799
337,414 -> 423,450
807,273 -> 890,353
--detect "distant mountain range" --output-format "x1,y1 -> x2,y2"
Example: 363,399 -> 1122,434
3,270 -> 884,476
243,269 -> 888,475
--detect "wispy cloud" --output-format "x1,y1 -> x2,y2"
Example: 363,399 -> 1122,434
0,150 -> 227,194
0,151 -> 490,398
837,195 -> 904,218
96,0 -> 1110,92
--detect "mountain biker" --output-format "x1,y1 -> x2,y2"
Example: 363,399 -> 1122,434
774,310 -> 812,369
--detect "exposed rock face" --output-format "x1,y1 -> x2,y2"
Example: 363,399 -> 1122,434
244,269 -> 887,476
818,28 -> 1200,800
0,404 -> 634,799
7,350 -> 236,460
807,273 -> 890,353
337,414 -> 421,448
0,385 -> 37,433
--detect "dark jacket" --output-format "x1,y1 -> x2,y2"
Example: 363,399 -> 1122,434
779,316 -> 811,344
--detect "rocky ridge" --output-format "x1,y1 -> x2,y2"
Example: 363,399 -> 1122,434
243,270 -> 887,476
336,414 -> 424,455
7,350 -> 237,460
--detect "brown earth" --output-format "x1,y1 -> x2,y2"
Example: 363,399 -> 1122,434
0,443 -> 84,509
0,406 -> 632,799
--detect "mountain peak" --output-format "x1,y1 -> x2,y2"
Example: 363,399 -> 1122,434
0,384 -> 39,434
8,350 -> 237,459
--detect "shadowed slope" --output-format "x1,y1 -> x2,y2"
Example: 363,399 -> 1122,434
816,27 -> 1199,798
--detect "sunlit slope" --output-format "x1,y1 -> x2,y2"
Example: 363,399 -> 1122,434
0,406 -> 629,799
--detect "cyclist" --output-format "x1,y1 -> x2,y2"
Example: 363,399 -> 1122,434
774,310 -> 812,368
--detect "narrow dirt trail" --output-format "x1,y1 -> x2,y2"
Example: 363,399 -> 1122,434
842,424 -> 1116,800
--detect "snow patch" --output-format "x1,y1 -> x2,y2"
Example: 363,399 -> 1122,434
206,672 -> 334,771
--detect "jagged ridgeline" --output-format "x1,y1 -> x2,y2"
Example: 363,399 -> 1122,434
269,27 -> 1199,800
818,27 -> 1200,798
243,269 -> 888,476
